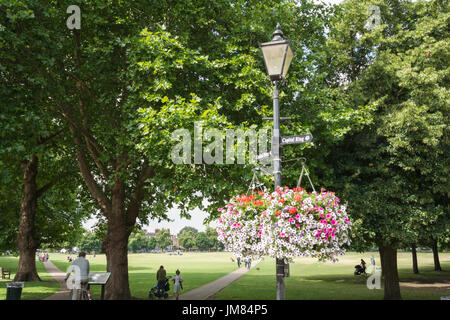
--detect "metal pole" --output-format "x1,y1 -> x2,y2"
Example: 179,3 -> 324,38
272,81 -> 286,300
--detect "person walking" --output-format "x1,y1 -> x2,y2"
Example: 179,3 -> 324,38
156,265 -> 167,298
247,258 -> 251,270
65,252 -> 90,300
237,257 -> 241,268
172,269 -> 183,300
360,259 -> 367,274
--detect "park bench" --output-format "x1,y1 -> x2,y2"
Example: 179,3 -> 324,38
1,267 -> 11,279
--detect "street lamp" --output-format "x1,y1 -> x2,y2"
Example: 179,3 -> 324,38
259,23 -> 294,301
259,23 -> 294,82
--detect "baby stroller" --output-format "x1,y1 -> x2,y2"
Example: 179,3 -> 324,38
354,264 -> 366,276
148,276 -> 172,299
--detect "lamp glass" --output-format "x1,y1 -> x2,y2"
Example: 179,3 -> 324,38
282,45 -> 294,78
260,41 -> 289,79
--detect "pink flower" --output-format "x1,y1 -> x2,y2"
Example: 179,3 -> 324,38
331,220 -> 336,225
296,224 -> 300,228
320,213 -> 324,218
326,214 -> 331,219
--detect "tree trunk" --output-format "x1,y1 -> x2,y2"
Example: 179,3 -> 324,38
102,179 -> 133,299
411,244 -> 419,274
379,244 -> 401,300
15,154 -> 41,282
431,240 -> 442,271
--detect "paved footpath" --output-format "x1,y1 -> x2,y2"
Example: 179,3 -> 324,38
177,259 -> 261,300
43,260 -> 71,300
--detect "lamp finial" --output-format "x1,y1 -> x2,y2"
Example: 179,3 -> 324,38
272,23 -> 284,41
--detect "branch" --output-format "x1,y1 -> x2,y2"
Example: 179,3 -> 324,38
37,128 -> 65,146
69,124 -> 112,217
126,162 -> 155,226
36,176 -> 61,198
48,99 -> 112,179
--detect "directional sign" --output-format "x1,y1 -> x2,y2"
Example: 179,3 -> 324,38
256,151 -> 271,160
280,134 -> 313,146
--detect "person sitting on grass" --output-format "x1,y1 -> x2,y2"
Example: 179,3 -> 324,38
173,269 -> 183,300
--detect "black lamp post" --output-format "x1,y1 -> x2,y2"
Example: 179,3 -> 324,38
259,23 -> 294,300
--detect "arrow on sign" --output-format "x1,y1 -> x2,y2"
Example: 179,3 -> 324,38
280,134 -> 313,146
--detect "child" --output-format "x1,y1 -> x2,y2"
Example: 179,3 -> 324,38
172,269 -> 183,300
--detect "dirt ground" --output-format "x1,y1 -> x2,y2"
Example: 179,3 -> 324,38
400,277 -> 450,295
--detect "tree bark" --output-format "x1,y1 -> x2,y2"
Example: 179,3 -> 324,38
431,240 -> 442,271
379,244 -> 401,300
102,178 -> 133,299
411,244 -> 419,274
15,154 -> 41,282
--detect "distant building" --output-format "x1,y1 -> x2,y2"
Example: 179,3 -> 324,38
144,228 -> 182,249
172,235 -> 180,248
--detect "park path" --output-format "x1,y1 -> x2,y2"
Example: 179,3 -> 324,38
42,260 -> 71,300
177,259 -> 261,300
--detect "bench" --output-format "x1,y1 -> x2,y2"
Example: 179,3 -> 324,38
1,267 -> 11,279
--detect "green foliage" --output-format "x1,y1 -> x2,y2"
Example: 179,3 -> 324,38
78,231 -> 102,253
155,229 -> 172,250
127,230 -> 151,253
323,0 -> 449,249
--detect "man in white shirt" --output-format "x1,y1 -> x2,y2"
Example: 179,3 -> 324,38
65,252 -> 90,300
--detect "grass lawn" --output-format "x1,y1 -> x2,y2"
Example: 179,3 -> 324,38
48,251 -> 239,299
209,251 -> 450,300
0,256 -> 60,300
2,251 -> 448,300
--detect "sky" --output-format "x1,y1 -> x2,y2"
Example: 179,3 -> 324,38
82,203 -> 218,236
82,0 -> 346,236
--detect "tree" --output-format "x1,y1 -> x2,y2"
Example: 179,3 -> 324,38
147,237 -> 157,251
323,0 -> 449,299
177,227 -> 199,238
78,231 -> 102,253
128,230 -> 151,253
155,229 -> 172,250
206,227 -> 224,250
1,0 -> 359,298
178,227 -> 198,250
195,232 -> 211,251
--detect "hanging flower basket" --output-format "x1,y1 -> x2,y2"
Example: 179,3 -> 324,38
215,187 -> 352,263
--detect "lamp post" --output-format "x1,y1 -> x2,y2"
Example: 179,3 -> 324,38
259,23 -> 294,300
